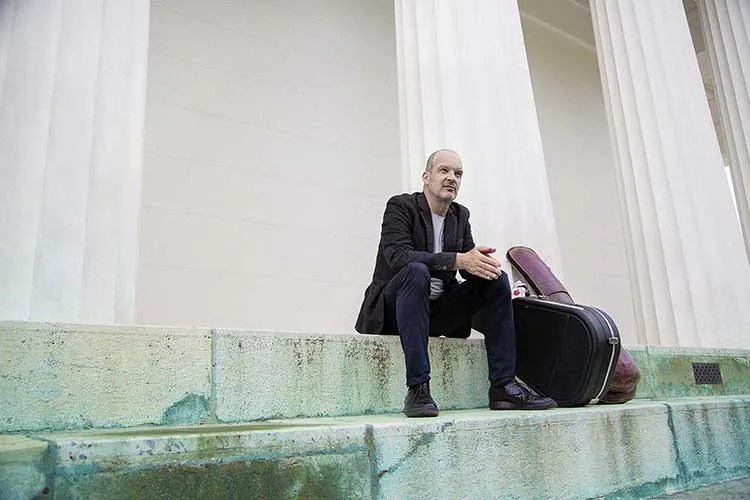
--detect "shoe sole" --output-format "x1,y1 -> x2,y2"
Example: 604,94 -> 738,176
404,406 -> 439,417
489,401 -> 557,411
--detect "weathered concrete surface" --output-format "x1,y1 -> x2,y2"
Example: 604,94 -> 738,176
3,320 -> 750,434
622,345 -> 652,398
644,346 -> 750,398
0,435 -> 51,499
653,476 -> 750,499
370,403 -> 678,500
213,330 -> 488,422
1,398 -> 748,499
666,397 -> 750,490
41,422 -> 371,499
0,322 -> 212,432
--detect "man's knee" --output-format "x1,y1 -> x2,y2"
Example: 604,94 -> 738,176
499,271 -> 511,289
397,262 -> 431,289
486,271 -> 511,297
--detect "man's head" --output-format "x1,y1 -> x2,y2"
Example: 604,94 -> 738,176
422,149 -> 463,205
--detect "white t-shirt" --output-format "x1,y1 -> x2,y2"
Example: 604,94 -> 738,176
430,212 -> 445,300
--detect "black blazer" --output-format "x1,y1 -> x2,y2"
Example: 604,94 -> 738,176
355,192 -> 477,336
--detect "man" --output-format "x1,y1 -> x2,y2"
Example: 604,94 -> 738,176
355,149 -> 556,417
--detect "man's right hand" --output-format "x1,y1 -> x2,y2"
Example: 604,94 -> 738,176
455,246 -> 502,280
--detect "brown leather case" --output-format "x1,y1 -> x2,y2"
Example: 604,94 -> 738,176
506,246 -> 574,304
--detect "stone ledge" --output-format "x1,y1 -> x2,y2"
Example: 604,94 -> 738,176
213,329 -> 487,423
2,397 -> 748,499
0,321 -> 212,432
2,321 -> 750,433
0,322 -> 490,432
0,435 -> 51,500
637,345 -> 750,398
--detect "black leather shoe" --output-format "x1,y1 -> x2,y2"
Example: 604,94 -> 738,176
404,382 -> 439,417
489,380 -> 557,410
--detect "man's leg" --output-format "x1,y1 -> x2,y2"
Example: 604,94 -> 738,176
383,262 -> 438,417
431,272 -> 556,410
383,262 -> 431,385
429,272 -> 515,384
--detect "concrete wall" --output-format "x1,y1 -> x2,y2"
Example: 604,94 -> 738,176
139,0 -> 401,332
140,0 -> 638,342
520,12 -> 638,343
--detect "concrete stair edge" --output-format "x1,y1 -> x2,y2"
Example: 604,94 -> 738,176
2,396 -> 749,499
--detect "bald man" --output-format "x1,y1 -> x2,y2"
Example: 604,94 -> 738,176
355,149 -> 556,417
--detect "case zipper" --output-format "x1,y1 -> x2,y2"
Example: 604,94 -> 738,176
524,297 -> 585,312
589,308 -> 619,404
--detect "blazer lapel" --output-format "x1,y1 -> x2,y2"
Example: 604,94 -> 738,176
443,205 -> 457,252
417,193 -> 434,252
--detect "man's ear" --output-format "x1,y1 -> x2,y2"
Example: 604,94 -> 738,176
422,170 -> 429,184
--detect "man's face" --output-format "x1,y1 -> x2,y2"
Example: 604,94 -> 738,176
423,151 -> 463,203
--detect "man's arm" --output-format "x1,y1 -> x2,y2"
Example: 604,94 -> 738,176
380,197 -> 456,272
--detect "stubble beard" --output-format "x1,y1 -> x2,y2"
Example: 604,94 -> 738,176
440,185 -> 457,202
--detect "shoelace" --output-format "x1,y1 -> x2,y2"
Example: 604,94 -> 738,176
414,384 -> 432,403
505,382 -> 532,401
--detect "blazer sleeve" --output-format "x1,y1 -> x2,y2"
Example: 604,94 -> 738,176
380,196 -> 456,273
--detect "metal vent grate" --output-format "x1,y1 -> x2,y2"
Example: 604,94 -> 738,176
692,362 -> 723,385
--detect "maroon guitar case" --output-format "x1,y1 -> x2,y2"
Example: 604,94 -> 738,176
506,246 -> 640,404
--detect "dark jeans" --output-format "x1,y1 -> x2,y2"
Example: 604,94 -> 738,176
382,262 -> 517,386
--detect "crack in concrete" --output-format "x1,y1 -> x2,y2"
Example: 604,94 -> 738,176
663,402 -> 689,488
364,424 -> 379,500
376,430 -> 436,479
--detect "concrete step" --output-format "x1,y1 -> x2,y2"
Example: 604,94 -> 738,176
652,477 -> 750,499
2,397 -> 749,499
2,321 -> 750,433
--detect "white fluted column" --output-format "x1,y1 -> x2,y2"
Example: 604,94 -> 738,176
395,0 -> 563,272
0,0 -> 149,323
697,0 -> 750,259
591,0 -> 750,348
